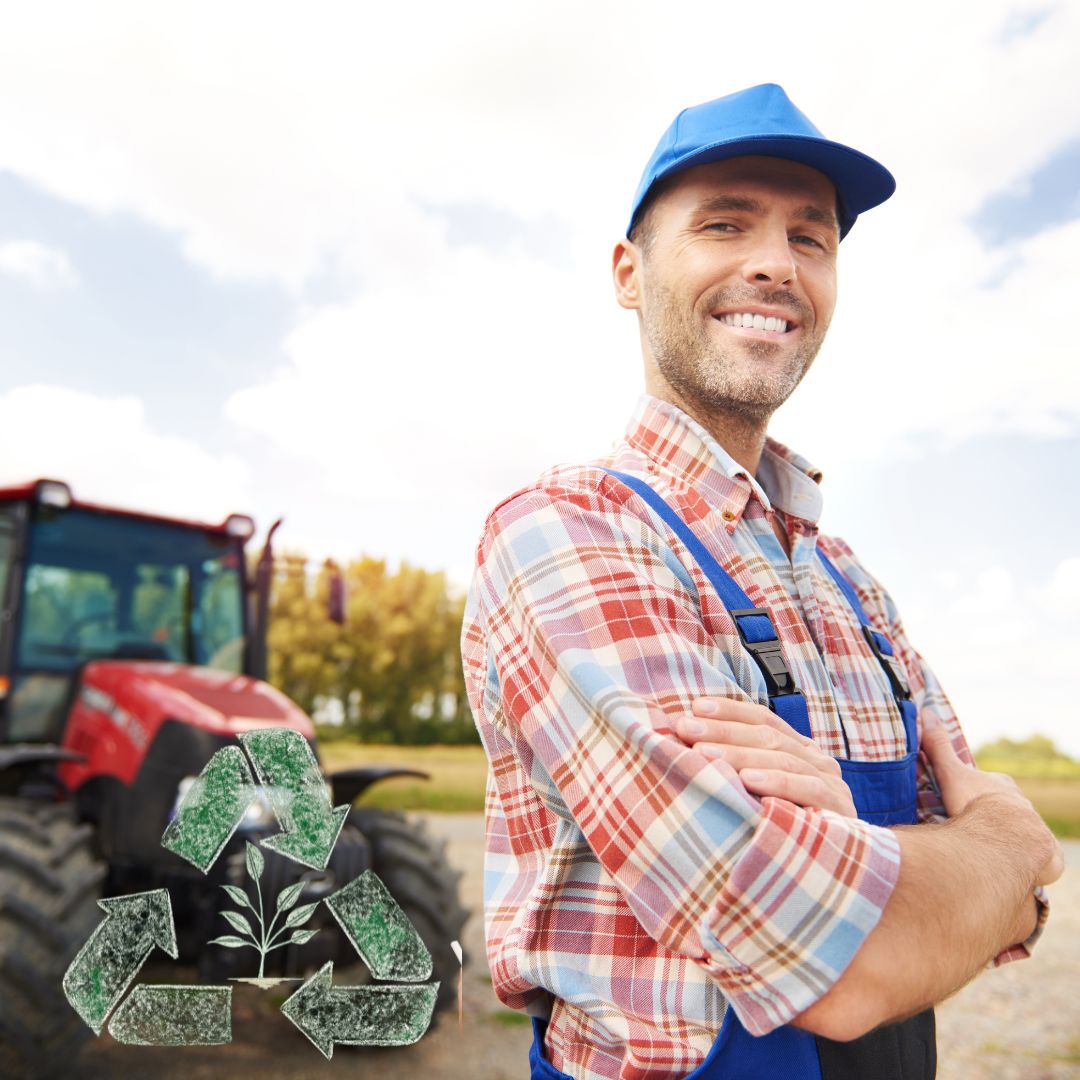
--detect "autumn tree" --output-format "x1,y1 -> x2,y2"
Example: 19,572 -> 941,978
266,553 -> 475,744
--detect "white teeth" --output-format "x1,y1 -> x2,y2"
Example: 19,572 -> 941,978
719,312 -> 789,332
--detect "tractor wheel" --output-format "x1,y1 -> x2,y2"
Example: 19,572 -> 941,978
342,807 -> 468,1018
0,798 -> 106,1080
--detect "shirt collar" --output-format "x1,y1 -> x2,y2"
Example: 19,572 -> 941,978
625,395 -> 824,524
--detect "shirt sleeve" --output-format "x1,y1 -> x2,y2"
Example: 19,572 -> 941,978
474,479 -> 902,1035
821,537 -> 1049,961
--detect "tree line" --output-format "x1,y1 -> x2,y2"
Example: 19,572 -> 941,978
266,554 -> 478,745
266,555 -> 1080,768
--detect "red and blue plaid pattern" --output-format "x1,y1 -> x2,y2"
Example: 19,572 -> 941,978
462,396 -> 1043,1080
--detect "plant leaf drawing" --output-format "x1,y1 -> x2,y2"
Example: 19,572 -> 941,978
220,910 -> 255,937
246,842 -> 264,882
276,880 -> 306,913
284,902 -> 319,929
212,841 -> 320,977
221,884 -> 255,910
208,935 -> 251,949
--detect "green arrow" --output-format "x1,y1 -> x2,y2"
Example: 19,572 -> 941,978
62,888 -> 178,1034
280,961 -> 438,1059
326,870 -> 432,981
239,728 -> 348,871
108,985 -> 232,1045
161,745 -> 257,872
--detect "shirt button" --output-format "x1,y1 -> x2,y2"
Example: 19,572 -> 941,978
721,510 -> 737,522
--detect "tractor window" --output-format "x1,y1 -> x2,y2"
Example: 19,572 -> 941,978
130,565 -> 188,661
15,507 -> 245,676
20,565 -> 120,667
198,560 -> 245,671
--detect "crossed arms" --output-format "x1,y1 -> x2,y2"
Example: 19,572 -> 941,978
676,697 -> 1061,1040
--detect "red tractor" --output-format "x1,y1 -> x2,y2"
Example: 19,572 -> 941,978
0,479 -> 468,1077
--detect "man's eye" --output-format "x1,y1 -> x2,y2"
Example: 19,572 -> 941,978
705,222 -> 737,232
791,234 -> 824,248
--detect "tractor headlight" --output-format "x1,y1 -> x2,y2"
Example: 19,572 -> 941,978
240,787 -> 276,829
168,777 -> 277,829
168,776 -> 197,822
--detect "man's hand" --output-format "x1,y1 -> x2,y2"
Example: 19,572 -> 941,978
676,697 -> 856,817
922,723 -> 1064,887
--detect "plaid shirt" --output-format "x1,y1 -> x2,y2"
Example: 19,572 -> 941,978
462,395 -> 1043,1080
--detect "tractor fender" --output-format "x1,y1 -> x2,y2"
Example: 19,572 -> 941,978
327,766 -> 430,806
0,743 -> 85,774
0,745 -> 86,800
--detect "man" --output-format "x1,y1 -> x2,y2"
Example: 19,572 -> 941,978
461,84 -> 1061,1080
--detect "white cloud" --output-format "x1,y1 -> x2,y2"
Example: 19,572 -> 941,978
0,0 -> 1077,575
0,386 -> 250,525
0,239 -> 77,289
899,558 -> 1080,758
2,1 -> 1075,456
772,212 -> 1080,464
227,246 -> 626,492
1036,557 -> 1080,619
1,0 -> 1076,282
224,243 -> 638,575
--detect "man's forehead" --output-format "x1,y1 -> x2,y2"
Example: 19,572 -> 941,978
665,155 -> 838,211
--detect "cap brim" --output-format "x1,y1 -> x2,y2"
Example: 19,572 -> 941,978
632,133 -> 895,239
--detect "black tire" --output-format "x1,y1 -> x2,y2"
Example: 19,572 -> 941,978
0,798 -> 106,1080
343,807 -> 468,1018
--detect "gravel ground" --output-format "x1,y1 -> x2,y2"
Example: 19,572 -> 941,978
70,819 -> 1078,1080
934,838 -> 1080,1079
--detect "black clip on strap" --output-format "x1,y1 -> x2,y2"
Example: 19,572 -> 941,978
730,608 -> 799,698
862,626 -> 912,701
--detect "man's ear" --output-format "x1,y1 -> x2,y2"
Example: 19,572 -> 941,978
612,239 -> 643,310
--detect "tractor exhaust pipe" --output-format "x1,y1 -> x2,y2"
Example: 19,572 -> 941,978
250,518 -> 283,681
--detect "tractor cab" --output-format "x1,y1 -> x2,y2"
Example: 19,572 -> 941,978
0,479 -> 255,746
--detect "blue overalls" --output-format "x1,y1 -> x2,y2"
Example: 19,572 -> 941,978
528,472 -> 935,1080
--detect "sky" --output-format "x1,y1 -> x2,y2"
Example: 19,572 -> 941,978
0,0 -> 1077,753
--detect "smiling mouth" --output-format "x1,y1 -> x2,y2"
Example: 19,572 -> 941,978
715,312 -> 794,333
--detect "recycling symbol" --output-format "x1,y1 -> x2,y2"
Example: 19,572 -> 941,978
61,728 -> 440,1059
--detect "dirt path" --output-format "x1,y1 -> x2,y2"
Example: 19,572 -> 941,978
73,819 -> 1078,1080
934,838 -> 1080,1079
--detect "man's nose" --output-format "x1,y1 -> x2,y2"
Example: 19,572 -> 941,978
742,227 -> 796,286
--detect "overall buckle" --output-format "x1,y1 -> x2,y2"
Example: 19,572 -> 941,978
862,625 -> 912,700
730,608 -> 799,697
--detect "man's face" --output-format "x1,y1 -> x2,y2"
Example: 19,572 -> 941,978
615,156 -> 839,425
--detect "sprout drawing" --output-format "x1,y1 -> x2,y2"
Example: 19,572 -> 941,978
209,842 -> 320,977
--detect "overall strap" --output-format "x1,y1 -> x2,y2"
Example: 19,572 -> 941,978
603,469 -> 811,739
816,550 -> 918,754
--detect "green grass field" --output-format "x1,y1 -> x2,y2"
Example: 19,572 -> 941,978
977,751 -> 1080,838
318,742 -> 1080,836
1013,778 -> 1080,838
318,742 -> 490,812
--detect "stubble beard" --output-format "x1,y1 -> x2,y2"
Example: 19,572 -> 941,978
643,281 -> 827,425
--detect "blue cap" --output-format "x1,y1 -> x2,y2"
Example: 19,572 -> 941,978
628,84 -> 895,240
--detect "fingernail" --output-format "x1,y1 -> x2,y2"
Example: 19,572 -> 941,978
695,699 -> 720,717
680,719 -> 706,736
741,769 -> 766,783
